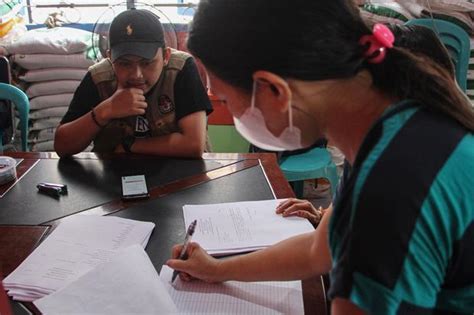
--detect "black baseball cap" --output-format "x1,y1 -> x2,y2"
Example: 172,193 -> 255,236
109,9 -> 165,62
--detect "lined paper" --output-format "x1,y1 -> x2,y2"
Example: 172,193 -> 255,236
160,265 -> 304,314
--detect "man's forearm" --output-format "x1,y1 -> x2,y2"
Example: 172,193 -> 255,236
129,111 -> 207,158
131,132 -> 205,158
54,99 -> 114,157
54,113 -> 100,156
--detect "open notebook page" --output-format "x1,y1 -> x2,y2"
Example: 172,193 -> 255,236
160,265 -> 304,314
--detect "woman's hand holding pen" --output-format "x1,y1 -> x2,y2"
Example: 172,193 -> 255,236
166,242 -> 224,283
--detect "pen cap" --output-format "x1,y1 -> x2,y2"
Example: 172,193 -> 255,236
188,220 -> 197,235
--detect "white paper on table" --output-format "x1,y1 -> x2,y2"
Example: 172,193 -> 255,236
3,215 -> 155,301
183,199 -> 314,254
35,245 -> 178,315
160,265 -> 304,314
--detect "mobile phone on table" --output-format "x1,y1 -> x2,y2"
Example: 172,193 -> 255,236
121,175 -> 149,200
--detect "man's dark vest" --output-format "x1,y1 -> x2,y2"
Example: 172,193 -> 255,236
89,49 -> 191,152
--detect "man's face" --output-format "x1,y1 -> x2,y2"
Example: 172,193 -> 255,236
112,48 -> 166,94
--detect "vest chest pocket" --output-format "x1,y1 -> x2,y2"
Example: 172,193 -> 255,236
150,111 -> 179,136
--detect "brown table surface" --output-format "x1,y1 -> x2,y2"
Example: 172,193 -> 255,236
0,152 -> 327,315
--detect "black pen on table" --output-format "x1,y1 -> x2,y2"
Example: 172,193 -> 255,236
171,219 -> 197,283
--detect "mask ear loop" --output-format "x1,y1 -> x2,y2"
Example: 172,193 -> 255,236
250,80 -> 258,110
287,96 -> 294,132
251,78 -> 295,131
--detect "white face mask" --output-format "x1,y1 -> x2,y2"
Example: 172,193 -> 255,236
233,80 -> 304,151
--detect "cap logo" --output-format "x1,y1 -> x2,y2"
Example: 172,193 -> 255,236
126,24 -> 133,36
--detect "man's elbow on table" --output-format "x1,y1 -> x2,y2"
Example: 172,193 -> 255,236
54,126 -> 84,158
54,128 -> 71,158
183,140 -> 206,158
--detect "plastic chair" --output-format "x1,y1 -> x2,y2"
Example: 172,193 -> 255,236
279,147 -> 339,199
0,83 -> 29,151
405,18 -> 470,92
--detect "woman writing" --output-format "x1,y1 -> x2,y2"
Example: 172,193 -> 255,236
168,1 -> 474,314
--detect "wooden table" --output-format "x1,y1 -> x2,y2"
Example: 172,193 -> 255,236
0,152 -> 327,315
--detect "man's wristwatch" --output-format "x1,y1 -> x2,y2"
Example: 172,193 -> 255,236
122,135 -> 136,153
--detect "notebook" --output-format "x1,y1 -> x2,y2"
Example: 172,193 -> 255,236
183,199 -> 314,255
160,265 -> 304,314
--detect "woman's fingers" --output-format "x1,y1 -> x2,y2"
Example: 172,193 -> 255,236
276,198 -> 307,214
171,244 -> 184,259
179,272 -> 193,282
281,201 -> 315,217
167,242 -> 223,283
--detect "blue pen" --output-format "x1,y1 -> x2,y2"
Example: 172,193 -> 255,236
172,219 -> 197,283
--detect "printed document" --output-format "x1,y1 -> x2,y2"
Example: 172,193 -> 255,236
3,215 -> 155,301
34,245 -> 177,314
183,199 -> 314,255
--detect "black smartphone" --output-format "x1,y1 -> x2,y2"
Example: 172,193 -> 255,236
0,56 -> 14,147
121,175 -> 150,200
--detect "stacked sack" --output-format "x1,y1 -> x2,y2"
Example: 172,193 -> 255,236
359,0 -> 414,25
468,38 -> 474,106
360,0 -> 474,106
359,0 -> 473,33
413,0 -> 473,35
3,27 -> 94,151
0,0 -> 26,46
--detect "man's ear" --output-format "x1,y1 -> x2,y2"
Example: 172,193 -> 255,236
163,47 -> 172,66
252,70 -> 292,113
106,49 -> 111,59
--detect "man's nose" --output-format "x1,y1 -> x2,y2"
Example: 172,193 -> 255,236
130,64 -> 144,79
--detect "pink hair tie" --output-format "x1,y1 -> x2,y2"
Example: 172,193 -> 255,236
359,23 -> 395,64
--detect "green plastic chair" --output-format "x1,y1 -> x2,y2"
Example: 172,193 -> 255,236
0,83 -> 29,151
279,147 -> 339,199
405,18 -> 470,91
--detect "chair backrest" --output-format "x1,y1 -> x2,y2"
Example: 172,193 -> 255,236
405,18 -> 470,91
0,83 -> 29,151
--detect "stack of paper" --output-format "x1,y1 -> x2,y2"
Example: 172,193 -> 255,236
34,245 -> 177,314
3,215 -> 155,302
34,252 -> 304,315
183,199 -> 314,255
160,265 -> 304,314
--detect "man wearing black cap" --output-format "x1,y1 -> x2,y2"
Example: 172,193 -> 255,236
55,9 -> 212,157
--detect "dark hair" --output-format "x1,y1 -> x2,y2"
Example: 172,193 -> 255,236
188,0 -> 474,130
389,24 -> 455,77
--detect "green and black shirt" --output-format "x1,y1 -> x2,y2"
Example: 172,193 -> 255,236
329,100 -> 474,314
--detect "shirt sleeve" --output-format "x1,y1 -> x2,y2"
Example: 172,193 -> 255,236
60,72 -> 101,124
173,57 -> 213,121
